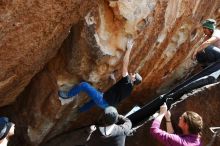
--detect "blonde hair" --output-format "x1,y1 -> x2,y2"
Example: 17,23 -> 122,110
182,111 -> 203,135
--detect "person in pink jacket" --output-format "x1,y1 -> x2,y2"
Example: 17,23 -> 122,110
150,103 -> 203,146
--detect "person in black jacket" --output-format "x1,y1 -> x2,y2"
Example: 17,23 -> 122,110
87,106 -> 132,146
58,38 -> 142,112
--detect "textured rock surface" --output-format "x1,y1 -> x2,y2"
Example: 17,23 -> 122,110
0,0 -> 220,145
0,0 -> 81,107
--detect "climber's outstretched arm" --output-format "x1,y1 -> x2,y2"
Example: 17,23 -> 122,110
122,38 -> 134,77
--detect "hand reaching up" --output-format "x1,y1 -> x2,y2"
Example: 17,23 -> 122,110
126,38 -> 134,51
159,103 -> 168,115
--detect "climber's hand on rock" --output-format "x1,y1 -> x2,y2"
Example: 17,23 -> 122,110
126,38 -> 134,51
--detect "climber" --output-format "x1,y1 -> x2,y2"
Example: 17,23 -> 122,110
150,103 -> 203,146
193,19 -> 220,67
86,106 -> 132,146
58,37 -> 142,112
0,117 -> 15,146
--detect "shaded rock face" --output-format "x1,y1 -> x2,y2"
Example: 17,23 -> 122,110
0,0 -> 220,145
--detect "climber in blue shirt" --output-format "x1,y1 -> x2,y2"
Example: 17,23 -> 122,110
58,38 -> 142,112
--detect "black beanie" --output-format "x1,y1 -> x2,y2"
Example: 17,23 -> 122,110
0,117 -> 13,140
104,106 -> 118,125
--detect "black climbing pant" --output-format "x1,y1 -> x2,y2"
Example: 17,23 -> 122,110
196,45 -> 220,66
